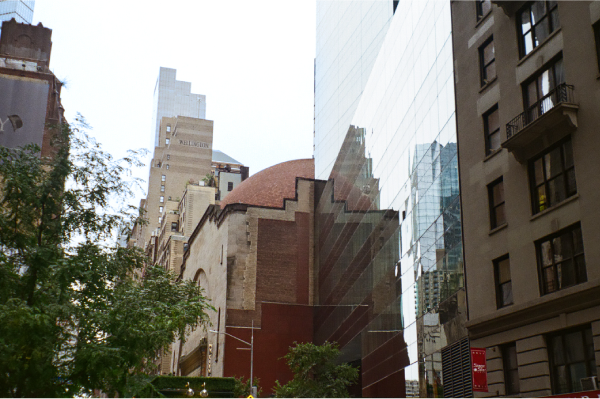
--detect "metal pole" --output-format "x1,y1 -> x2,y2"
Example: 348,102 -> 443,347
250,320 -> 254,390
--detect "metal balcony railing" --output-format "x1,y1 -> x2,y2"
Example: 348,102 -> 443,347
506,83 -> 575,140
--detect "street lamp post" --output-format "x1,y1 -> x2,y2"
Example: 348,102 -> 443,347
209,320 -> 255,395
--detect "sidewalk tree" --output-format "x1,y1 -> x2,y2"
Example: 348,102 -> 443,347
0,117 -> 213,397
273,342 -> 359,398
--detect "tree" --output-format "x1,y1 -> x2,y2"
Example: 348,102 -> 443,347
273,342 -> 359,398
0,117 -> 213,397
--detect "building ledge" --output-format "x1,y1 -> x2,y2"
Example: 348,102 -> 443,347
491,1 -> 525,16
466,279 -> 600,339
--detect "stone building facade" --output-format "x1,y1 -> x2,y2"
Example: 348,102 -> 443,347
452,1 -> 600,396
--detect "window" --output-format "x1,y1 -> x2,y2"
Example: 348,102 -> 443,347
548,325 -> 596,394
158,216 -> 162,224
502,343 -> 520,394
161,175 -> 166,182
530,139 -> 576,214
159,206 -> 163,214
494,255 -> 513,308
166,138 -> 170,145
537,223 -> 586,295
484,105 -> 500,155
227,181 -> 233,191
160,196 -> 164,203
166,164 -> 169,170
479,37 -> 496,86
171,222 -> 178,232
524,57 -> 565,119
488,177 -> 506,229
476,0 -> 491,20
166,125 -> 171,132
160,185 -> 165,192
167,154 -> 170,160
594,21 -> 600,72
518,1 -> 560,57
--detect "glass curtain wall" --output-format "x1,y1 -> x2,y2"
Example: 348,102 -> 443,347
314,0 -> 467,397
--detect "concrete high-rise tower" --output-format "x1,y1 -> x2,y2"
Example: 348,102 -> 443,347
151,67 -> 206,147
0,1 -> 34,28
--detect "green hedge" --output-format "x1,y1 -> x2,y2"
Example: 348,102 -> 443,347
135,376 -> 237,398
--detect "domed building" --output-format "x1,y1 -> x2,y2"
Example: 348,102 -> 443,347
172,158 -> 318,392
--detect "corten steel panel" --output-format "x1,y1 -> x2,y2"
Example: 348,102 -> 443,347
256,219 -> 297,304
0,75 -> 49,151
362,369 -> 406,398
223,303 -> 313,395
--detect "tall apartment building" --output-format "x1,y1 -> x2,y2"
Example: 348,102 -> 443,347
137,115 -> 214,250
314,1 -> 467,396
0,1 -> 34,28
452,1 -> 600,397
151,67 -> 206,147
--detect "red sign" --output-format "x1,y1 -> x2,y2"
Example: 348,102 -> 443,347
546,390 -> 600,398
471,348 -> 488,392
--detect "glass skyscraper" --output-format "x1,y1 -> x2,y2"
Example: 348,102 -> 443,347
151,67 -> 206,147
0,0 -> 34,30
314,0 -> 469,396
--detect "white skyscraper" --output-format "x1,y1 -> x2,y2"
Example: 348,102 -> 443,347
151,67 -> 206,147
0,0 -> 34,27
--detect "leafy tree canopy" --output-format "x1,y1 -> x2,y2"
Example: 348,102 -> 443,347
0,117 -> 213,397
273,342 -> 359,398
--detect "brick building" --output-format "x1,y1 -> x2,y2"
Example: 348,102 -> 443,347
0,19 -> 64,158
172,158 -> 316,393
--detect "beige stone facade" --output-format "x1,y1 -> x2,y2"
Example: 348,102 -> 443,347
452,1 -> 600,396
136,116 -> 213,251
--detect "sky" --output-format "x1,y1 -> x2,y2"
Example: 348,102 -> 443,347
32,0 -> 316,206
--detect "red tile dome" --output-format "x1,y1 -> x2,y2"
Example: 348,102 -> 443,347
219,158 -> 314,209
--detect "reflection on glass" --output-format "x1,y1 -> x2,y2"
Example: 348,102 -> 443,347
314,0 -> 467,396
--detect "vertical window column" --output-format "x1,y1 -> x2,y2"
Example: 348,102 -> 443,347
479,37 -> 496,86
494,255 -> 513,308
488,177 -> 506,229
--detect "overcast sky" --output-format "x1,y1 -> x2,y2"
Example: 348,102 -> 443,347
32,0 -> 316,205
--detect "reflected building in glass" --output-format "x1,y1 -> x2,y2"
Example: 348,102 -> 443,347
314,0 -> 470,396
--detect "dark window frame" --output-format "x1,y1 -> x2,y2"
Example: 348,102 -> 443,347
517,1 -> 560,58
484,105 -> 501,155
594,20 -> 600,73
479,36 -> 496,86
536,223 -> 586,295
494,254 -> 513,308
523,55 -> 564,111
529,137 -> 576,215
227,181 -> 234,191
488,177 -> 506,229
501,343 -> 520,394
547,324 -> 597,394
476,0 -> 492,21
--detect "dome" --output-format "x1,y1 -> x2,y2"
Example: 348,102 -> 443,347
219,158 -> 314,209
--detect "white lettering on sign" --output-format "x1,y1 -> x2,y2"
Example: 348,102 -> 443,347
179,139 -> 210,148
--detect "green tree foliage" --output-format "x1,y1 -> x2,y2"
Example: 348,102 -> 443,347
273,342 -> 359,398
233,376 -> 261,398
0,117 -> 213,397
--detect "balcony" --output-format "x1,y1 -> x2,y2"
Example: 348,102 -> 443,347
491,1 -> 525,16
502,83 -> 578,163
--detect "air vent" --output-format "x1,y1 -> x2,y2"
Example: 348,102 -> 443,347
441,337 -> 473,397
